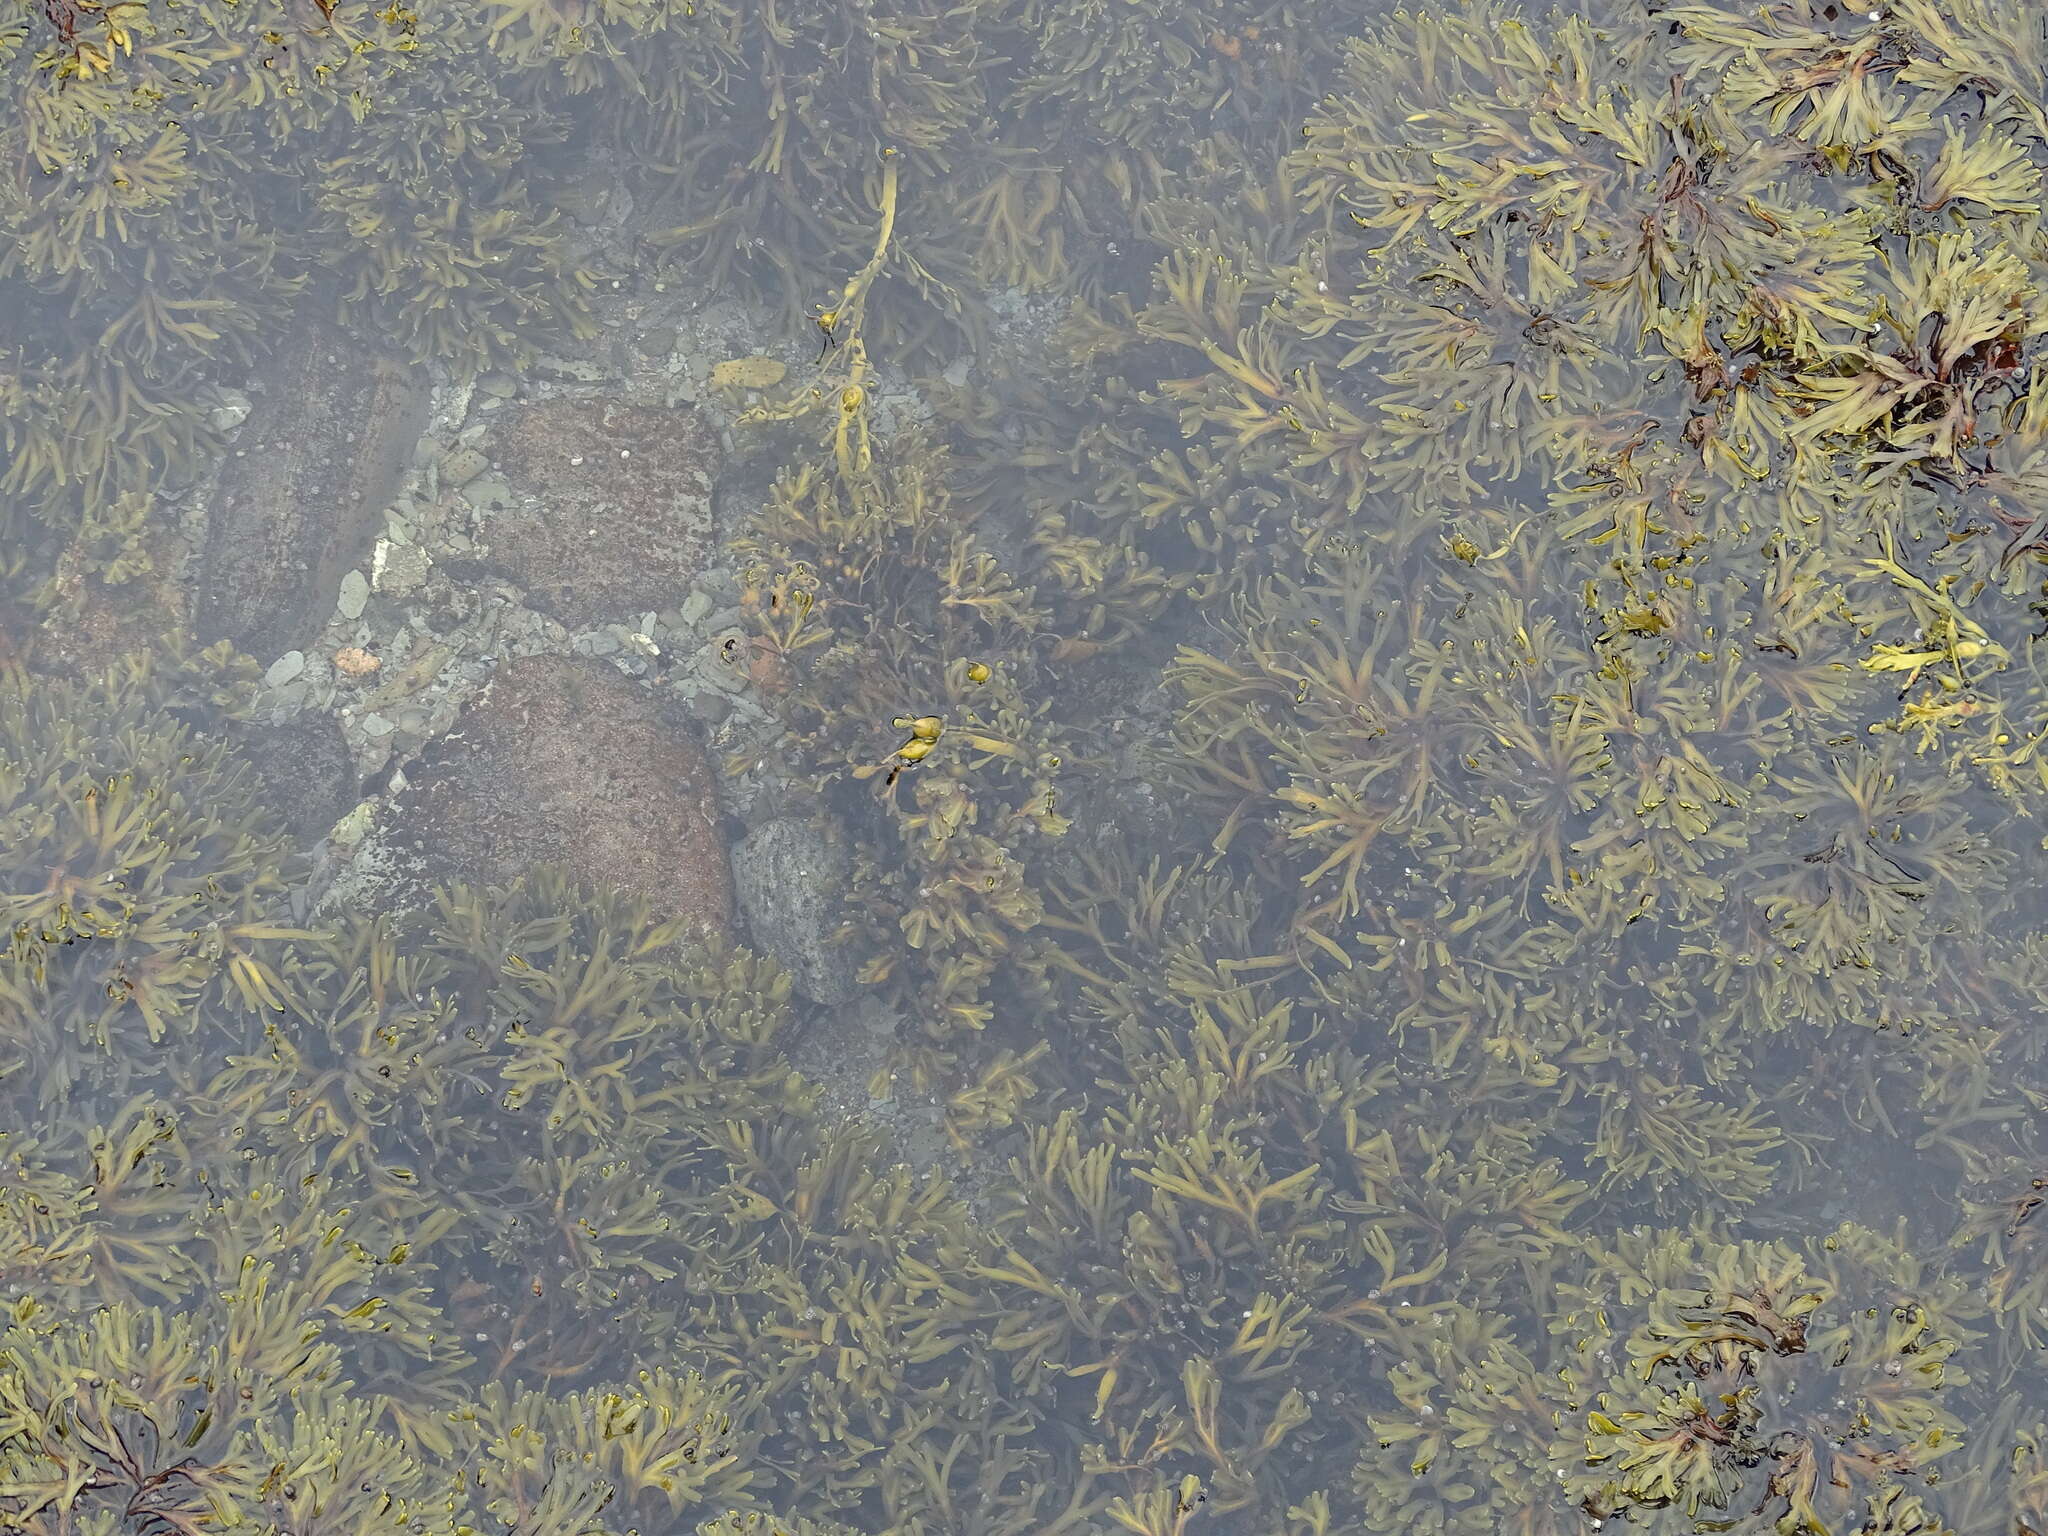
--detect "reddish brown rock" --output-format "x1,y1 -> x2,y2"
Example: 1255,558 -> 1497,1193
388,655 -> 731,933
474,400 -> 718,628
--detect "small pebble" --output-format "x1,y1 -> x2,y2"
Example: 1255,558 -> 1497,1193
208,390 -> 253,433
264,650 -> 306,687
440,446 -> 489,486
462,474 -> 513,510
337,570 -> 370,620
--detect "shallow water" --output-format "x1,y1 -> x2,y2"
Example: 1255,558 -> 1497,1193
5,0 -> 2048,1532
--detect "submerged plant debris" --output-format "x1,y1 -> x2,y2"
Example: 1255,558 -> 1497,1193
7,0 -> 2048,1533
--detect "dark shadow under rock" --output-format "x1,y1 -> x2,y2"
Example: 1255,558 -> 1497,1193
385,654 -> 731,934
473,399 -> 718,628
222,715 -> 357,846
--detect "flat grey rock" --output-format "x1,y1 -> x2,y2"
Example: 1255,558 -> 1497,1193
733,816 -> 861,1006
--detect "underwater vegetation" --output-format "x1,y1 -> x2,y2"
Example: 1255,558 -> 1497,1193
0,652 -> 304,1102
12,0 -> 2048,1531
0,661 -> 1059,1536
0,652 -> 2041,1527
1060,0 -> 2048,798
721,181 -> 1167,1093
619,0 -> 1355,350
0,0 -> 596,592
4,610 -> 2048,1531
14,665 -> 2042,1536
711,1 -> 2048,1525
0,0 -> 1359,602
733,407 -> 1075,1087
4,0 -> 1376,630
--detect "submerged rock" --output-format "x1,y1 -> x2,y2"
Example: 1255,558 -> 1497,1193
223,715 -> 357,844
386,654 -> 731,934
732,816 -> 861,1005
196,319 -> 431,659
472,399 -> 718,629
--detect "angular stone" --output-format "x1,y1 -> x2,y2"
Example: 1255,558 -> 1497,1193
440,445 -> 489,486
372,541 -> 431,596
461,473 -> 514,511
207,388 -> 253,433
685,688 -> 730,726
